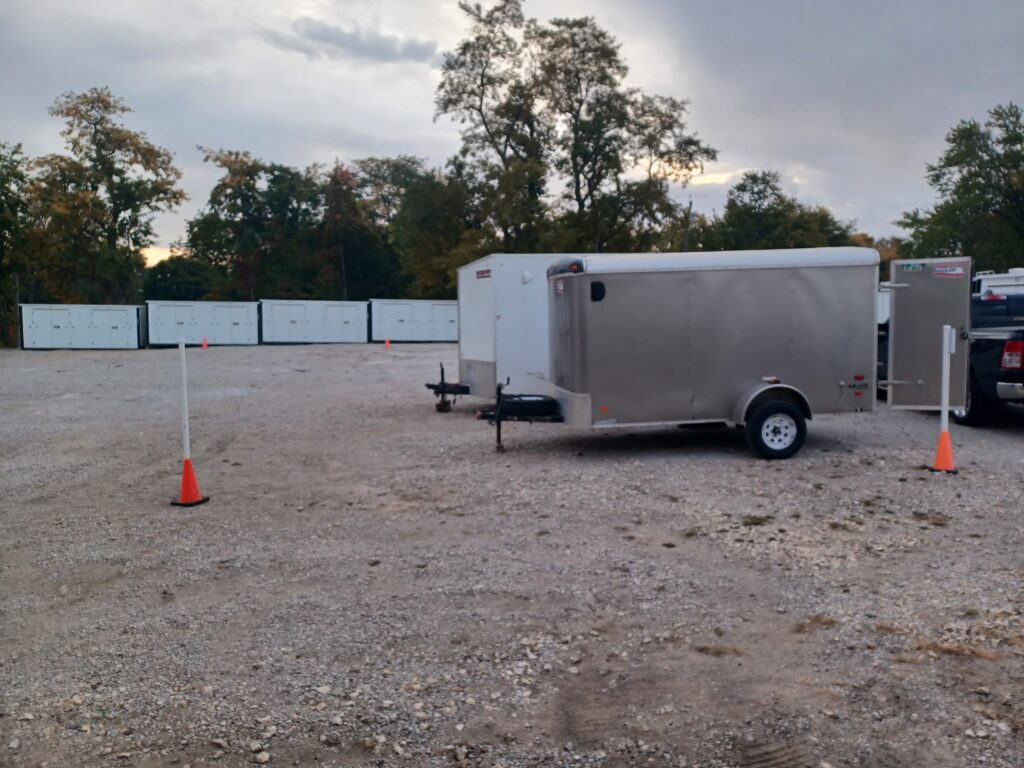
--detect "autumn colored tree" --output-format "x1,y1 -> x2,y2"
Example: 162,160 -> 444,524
21,88 -> 185,304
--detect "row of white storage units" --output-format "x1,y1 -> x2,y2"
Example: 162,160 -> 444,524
19,299 -> 457,349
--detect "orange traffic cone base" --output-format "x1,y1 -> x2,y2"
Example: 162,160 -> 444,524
929,430 -> 957,474
171,458 -> 210,507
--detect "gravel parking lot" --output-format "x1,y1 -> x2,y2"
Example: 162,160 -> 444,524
2,343 -> 1023,768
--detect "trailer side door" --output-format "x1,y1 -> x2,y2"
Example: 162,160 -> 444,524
887,258 -> 971,409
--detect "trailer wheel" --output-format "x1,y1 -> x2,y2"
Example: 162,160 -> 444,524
746,401 -> 806,459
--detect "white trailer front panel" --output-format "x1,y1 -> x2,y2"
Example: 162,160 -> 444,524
260,300 -> 368,343
370,299 -> 458,342
456,253 -> 564,396
20,304 -> 144,349
147,301 -> 259,346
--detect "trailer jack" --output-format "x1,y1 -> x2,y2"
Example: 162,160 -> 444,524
477,381 -> 564,452
425,363 -> 470,412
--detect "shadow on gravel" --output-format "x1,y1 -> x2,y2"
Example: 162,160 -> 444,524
910,403 -> 1024,435
489,423 -> 849,460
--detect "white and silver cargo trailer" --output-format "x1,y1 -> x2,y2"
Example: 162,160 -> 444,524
20,304 -> 146,350
480,248 -> 971,459
147,301 -> 259,346
370,299 -> 457,342
260,299 -> 368,343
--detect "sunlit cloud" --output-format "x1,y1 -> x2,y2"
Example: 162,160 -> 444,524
143,246 -> 172,266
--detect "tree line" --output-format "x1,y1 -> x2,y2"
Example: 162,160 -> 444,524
2,0 -> 1022,345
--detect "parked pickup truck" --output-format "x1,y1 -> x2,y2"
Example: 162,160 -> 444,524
955,293 -> 1024,425
877,293 -> 1024,424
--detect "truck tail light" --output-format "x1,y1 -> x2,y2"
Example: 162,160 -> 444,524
1001,340 -> 1023,369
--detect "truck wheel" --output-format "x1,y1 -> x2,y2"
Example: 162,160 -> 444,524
952,373 -> 993,427
746,401 -> 807,459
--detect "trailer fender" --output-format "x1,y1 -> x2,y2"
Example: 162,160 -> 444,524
733,384 -> 812,426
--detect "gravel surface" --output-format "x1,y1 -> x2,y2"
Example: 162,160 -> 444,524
2,343 -> 1023,768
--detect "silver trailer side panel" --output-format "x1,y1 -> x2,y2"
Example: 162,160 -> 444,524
550,252 -> 878,428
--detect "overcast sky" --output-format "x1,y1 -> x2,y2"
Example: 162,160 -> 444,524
2,0 -> 1022,260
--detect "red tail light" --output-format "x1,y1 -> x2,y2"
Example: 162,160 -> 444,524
1001,340 -> 1023,369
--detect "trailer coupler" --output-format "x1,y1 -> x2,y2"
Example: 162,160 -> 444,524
425,363 -> 470,412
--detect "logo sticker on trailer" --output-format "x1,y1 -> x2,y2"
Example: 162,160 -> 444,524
555,280 -> 564,295
933,264 -> 965,278
476,269 -> 492,279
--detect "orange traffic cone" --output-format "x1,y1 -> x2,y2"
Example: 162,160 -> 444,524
931,431 -> 956,473
384,338 -> 391,349
202,337 -> 208,349
172,458 -> 210,507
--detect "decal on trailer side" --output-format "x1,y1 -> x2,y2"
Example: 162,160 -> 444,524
555,280 -> 564,295
933,264 -> 965,278
476,269 -> 492,279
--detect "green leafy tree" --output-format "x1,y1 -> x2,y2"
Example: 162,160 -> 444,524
392,168 -> 476,298
23,88 -> 185,304
0,143 -> 28,344
184,149 -> 322,299
353,155 -> 429,229
898,103 -> 1024,272
317,162 -> 404,300
436,0 -> 548,252
438,3 -> 715,255
144,255 -> 226,300
533,17 -> 715,252
694,171 -> 853,251
183,154 -> 403,300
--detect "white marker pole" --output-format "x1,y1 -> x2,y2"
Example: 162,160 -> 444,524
939,324 -> 954,435
171,339 -> 207,506
179,339 -> 191,461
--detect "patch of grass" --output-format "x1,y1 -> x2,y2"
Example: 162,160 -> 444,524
914,640 -> 1000,661
912,511 -> 951,527
793,614 -> 839,634
741,514 -> 774,527
693,644 -> 745,657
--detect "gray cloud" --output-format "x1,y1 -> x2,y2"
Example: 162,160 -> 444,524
2,0 -> 1022,246
264,16 -> 438,65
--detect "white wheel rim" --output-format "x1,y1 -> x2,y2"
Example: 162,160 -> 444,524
761,413 -> 797,450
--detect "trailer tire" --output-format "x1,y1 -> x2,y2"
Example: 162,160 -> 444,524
497,394 -> 561,419
746,401 -> 806,459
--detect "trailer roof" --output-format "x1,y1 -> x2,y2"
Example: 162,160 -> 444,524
557,247 -> 879,275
